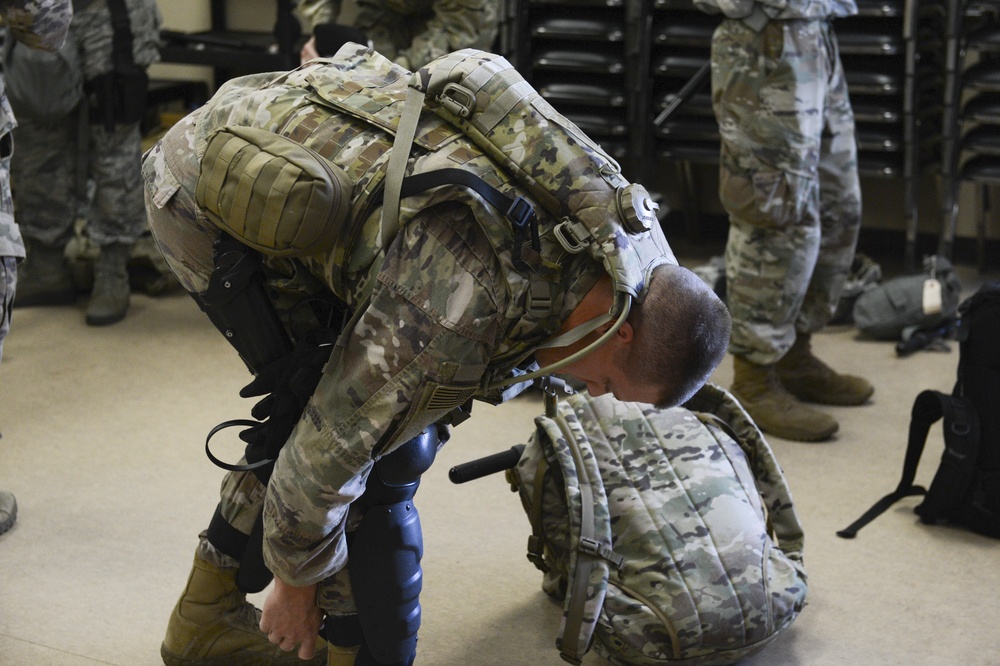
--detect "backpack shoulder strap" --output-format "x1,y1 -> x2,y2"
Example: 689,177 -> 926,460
535,393 -> 620,665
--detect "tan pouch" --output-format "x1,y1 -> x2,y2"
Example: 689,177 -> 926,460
196,125 -> 353,257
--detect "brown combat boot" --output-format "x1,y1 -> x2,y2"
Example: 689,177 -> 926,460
161,554 -> 326,666
731,355 -> 839,442
777,334 -> 874,406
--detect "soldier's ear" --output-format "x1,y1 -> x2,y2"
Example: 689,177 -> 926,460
615,320 -> 634,344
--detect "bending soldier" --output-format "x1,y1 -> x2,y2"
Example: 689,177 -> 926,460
143,45 -> 732,666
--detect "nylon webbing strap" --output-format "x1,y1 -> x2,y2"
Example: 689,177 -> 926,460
381,86 -> 426,249
559,413 -> 596,666
837,389 -> 953,538
259,162 -> 300,247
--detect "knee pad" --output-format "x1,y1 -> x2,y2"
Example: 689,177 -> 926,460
345,429 -> 441,665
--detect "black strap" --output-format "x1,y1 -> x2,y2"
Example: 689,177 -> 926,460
836,390 -> 947,538
373,168 -> 541,271
105,0 -> 137,73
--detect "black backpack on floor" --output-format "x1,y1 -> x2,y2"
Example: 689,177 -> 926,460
839,280 -> 1000,539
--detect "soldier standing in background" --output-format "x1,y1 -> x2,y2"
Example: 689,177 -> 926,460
695,0 -> 874,441
297,0 -> 498,70
0,0 -> 75,535
11,0 -> 160,325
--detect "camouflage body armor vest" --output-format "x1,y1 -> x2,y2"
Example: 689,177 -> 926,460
194,45 -> 676,400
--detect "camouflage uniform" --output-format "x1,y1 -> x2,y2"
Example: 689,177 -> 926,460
11,0 -> 160,251
695,0 -> 861,365
142,48 -> 607,607
0,0 -> 74,357
297,0 -> 498,70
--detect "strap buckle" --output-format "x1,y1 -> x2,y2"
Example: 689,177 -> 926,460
438,83 -> 475,118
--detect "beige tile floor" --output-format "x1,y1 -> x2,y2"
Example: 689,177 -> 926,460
1,262 -> 999,665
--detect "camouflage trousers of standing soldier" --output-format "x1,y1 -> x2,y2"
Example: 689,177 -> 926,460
142,110 -> 359,618
0,257 -> 15,363
711,18 -> 862,366
12,115 -> 147,248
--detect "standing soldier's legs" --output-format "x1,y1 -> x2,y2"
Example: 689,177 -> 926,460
85,121 -> 146,325
10,116 -> 79,306
775,32 -> 872,407
713,19 -> 838,441
143,115 -> 325,666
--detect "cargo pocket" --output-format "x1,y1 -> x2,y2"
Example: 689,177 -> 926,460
720,155 -> 816,229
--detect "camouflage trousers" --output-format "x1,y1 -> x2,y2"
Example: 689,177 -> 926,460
12,113 -> 147,248
711,18 -> 862,365
0,257 -> 15,364
142,111 -> 359,616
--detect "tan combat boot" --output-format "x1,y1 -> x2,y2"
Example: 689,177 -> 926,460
161,554 -> 326,666
777,334 -> 874,406
731,355 -> 839,442
327,644 -> 360,665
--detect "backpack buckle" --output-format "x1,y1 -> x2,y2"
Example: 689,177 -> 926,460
579,536 -> 624,571
438,83 -> 475,118
526,535 -> 550,573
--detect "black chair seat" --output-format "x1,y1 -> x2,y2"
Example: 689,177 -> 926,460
655,89 -> 714,116
853,0 -> 904,17
961,154 -> 1000,182
845,65 -> 903,95
657,139 -> 721,164
653,53 -> 709,78
858,151 -> 903,177
655,116 -> 720,141
836,28 -> 904,56
533,49 -> 624,74
533,0 -> 624,6
963,94 -> 1000,122
966,25 -> 1000,52
563,110 -> 629,136
531,17 -> 625,42
857,124 -> 903,152
962,124 -> 1000,155
964,59 -> 1000,92
537,82 -> 626,107
654,18 -> 718,48
851,96 -> 903,123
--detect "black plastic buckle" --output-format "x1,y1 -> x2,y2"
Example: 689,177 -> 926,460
507,196 -> 540,271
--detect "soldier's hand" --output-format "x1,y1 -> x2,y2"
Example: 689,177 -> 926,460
301,36 -> 319,63
260,577 -> 324,659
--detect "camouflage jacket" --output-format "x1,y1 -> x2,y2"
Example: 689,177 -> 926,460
296,0 -> 498,69
150,47 -> 608,584
693,0 -> 856,24
0,0 -> 73,257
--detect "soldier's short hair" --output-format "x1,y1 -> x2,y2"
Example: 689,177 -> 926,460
628,264 -> 731,408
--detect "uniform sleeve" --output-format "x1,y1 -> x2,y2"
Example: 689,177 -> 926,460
0,0 -> 72,52
398,0 -> 498,70
297,0 -> 342,32
261,206 -> 504,585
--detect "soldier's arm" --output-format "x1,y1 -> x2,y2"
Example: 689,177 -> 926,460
261,206 -> 503,586
0,0 -> 72,52
399,0 -> 498,70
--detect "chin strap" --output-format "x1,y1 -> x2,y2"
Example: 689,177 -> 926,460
486,295 -> 632,391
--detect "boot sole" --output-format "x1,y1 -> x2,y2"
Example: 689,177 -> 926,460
785,387 -> 875,407
161,643 -> 326,666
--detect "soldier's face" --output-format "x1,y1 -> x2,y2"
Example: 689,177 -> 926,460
535,322 -> 663,404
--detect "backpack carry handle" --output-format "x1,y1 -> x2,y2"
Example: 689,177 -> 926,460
448,445 -> 525,484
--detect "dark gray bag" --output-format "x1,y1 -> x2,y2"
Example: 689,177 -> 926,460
852,256 -> 962,340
